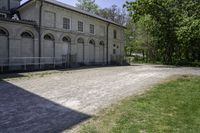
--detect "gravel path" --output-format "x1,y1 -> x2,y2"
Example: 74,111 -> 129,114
0,65 -> 200,133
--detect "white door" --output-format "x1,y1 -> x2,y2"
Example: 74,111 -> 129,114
99,45 -> 104,63
21,38 -> 34,64
77,43 -> 84,63
44,40 -> 54,63
89,44 -> 95,63
63,43 -> 68,56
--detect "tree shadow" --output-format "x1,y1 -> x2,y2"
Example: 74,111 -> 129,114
152,65 -> 178,68
0,81 -> 91,133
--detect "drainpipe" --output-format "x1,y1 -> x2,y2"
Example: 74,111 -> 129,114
8,0 -> 10,10
8,34 -> 10,67
39,0 -> 43,67
106,23 -> 110,65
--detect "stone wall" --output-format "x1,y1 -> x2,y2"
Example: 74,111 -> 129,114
0,0 -> 125,71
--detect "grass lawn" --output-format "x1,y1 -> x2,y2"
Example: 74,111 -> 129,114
79,75 -> 200,133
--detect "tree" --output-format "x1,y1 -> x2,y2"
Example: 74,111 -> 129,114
97,5 -> 128,25
126,0 -> 200,65
176,0 -> 200,63
76,0 -> 129,25
76,0 -> 99,14
125,15 -> 157,62
124,19 -> 135,56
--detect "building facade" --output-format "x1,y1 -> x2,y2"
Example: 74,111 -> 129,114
0,0 -> 125,71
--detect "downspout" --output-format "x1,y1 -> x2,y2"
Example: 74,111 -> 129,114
39,0 -> 43,67
8,0 -> 10,10
8,34 -> 10,67
106,23 -> 110,65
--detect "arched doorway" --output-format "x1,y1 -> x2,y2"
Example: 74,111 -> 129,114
89,39 -> 95,63
62,36 -> 71,56
0,27 -> 9,65
62,36 -> 71,66
43,34 -> 55,63
77,37 -> 84,63
21,31 -> 34,64
99,41 -> 105,63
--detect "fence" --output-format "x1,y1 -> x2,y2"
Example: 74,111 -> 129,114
0,55 -> 125,72
0,54 -> 77,72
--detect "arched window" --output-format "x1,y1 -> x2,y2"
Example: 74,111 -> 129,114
44,34 -> 54,41
21,31 -> 34,38
62,36 -> 71,43
0,28 -> 8,36
77,37 -> 84,44
89,39 -> 95,45
99,41 -> 104,46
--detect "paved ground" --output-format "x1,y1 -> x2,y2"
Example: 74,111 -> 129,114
0,65 -> 200,133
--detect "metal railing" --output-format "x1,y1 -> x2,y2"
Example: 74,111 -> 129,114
0,55 -> 121,72
0,54 -> 77,72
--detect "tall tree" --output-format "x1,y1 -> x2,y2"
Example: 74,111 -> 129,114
125,15 -> 157,62
76,0 -> 99,14
97,5 -> 128,25
76,0 -> 129,25
126,0 -> 200,65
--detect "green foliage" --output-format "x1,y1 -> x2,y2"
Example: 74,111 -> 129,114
76,0 -> 99,14
97,5 -> 128,25
76,1 -> 128,25
125,15 -> 159,62
125,0 -> 200,65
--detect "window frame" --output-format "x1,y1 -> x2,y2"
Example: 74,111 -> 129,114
89,39 -> 95,45
77,37 -> 84,44
44,34 -> 54,41
63,17 -> 71,30
78,21 -> 84,32
89,24 -> 95,34
21,32 -> 34,39
62,36 -> 71,43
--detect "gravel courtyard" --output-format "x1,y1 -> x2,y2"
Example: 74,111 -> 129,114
0,65 -> 200,133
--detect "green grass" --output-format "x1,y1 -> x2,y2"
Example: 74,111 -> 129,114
80,75 -> 200,133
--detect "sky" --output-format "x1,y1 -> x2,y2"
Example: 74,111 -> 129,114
21,0 -> 131,9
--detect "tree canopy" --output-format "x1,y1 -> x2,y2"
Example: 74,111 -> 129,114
97,5 -> 128,25
76,0 -> 128,25
76,0 -> 99,14
125,0 -> 200,65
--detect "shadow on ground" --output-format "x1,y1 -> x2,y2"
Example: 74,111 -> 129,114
152,65 -> 178,68
0,81 -> 91,133
0,73 -> 26,81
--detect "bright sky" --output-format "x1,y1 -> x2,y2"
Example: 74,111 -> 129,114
21,0 -> 131,8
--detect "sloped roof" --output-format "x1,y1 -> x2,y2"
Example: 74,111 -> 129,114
18,0 -> 126,28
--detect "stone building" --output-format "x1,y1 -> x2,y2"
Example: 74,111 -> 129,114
0,0 -> 125,71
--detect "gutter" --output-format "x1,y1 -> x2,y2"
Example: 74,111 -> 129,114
106,23 -> 110,65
